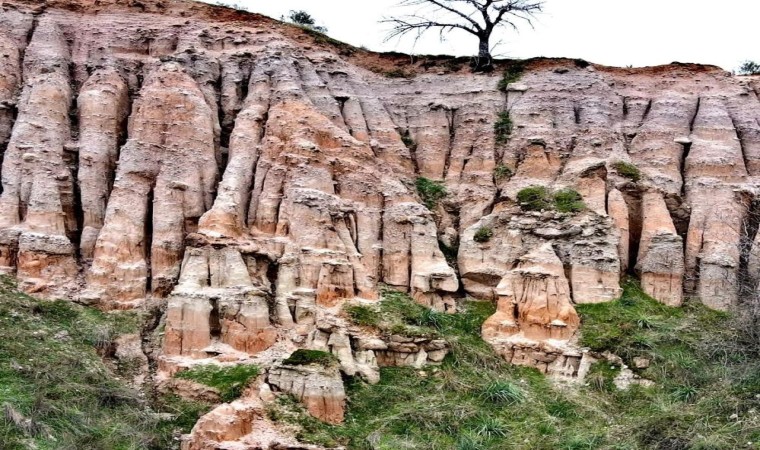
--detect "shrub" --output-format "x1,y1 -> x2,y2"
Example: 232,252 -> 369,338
493,164 -> 513,181
517,185 -> 551,211
553,189 -> 585,213
494,111 -> 513,144
497,61 -> 526,92
473,226 -> 493,243
176,364 -> 260,402
613,161 -> 641,182
739,60 -> 760,75
415,177 -> 447,210
282,349 -> 337,368
574,58 -> 591,68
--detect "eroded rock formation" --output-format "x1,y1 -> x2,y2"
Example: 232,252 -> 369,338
3,0 -> 760,444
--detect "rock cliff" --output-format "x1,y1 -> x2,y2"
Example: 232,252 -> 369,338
2,0 -> 760,447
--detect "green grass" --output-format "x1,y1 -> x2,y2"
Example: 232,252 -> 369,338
176,364 -> 260,402
274,282 -> 760,450
494,111 -> 513,144
0,276 -> 210,450
613,161 -> 641,182
282,350 -> 338,368
415,177 -> 447,210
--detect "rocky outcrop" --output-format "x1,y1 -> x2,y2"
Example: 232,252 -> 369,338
459,209 -> 621,305
268,361 -> 346,424
182,390 -> 325,450
482,243 -> 585,377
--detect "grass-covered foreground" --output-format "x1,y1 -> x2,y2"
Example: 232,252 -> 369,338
270,281 -> 760,450
0,277 -> 209,450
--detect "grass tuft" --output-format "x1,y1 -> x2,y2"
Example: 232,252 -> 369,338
176,364 -> 260,402
282,349 -> 338,368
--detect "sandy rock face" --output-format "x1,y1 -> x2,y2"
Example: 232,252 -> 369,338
268,361 -> 346,425
3,0 -> 760,444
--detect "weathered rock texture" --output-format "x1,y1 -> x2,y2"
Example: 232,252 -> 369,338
4,0 -> 760,443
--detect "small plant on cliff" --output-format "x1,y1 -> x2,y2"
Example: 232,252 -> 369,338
473,226 -> 494,243
282,349 -> 338,368
553,189 -> 585,213
613,161 -> 641,182
738,60 -> 760,75
493,164 -> 513,181
517,185 -> 551,211
176,364 -> 260,402
416,177 -> 447,210
400,130 -> 416,150
494,111 -> 513,144
497,61 -> 526,92
385,68 -> 415,79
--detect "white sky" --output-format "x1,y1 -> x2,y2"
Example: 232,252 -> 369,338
201,0 -> 760,71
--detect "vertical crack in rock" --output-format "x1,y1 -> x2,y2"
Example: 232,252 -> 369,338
641,98 -> 653,123
443,107 -> 457,180
739,195 -> 760,301
689,97 -> 701,133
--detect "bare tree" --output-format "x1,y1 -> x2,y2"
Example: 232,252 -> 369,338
384,0 -> 543,72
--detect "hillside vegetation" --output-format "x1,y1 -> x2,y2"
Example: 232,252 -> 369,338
271,281 -> 760,450
0,277 -> 209,450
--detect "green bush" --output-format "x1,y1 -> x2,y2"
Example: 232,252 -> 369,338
553,189 -> 585,213
494,111 -> 513,144
282,349 -> 337,368
473,226 -> 494,243
415,177 -> 447,210
517,186 -> 551,211
493,164 -> 513,181
613,161 -> 641,182
177,364 -> 260,402
497,61 -> 526,92
739,60 -> 760,75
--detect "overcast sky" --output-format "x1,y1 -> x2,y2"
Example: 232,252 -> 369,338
201,0 -> 760,71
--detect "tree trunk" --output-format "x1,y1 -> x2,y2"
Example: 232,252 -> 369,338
472,35 -> 493,72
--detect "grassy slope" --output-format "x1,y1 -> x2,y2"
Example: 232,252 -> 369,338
271,281 -> 760,450
0,277 -> 209,450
